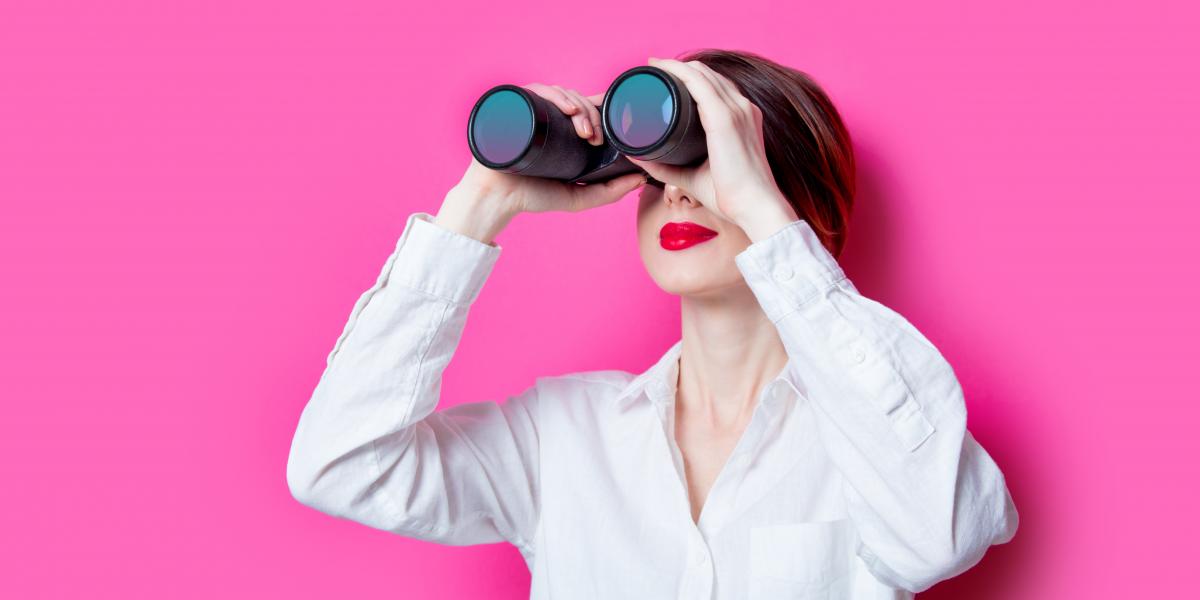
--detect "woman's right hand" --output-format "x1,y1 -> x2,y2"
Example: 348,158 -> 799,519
435,84 -> 649,245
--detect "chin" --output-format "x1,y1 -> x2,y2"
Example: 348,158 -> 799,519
645,261 -> 738,298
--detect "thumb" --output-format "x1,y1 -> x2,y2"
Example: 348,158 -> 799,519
565,172 -> 647,212
626,157 -> 691,190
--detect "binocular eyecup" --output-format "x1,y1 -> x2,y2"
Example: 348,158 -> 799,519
467,65 -> 708,186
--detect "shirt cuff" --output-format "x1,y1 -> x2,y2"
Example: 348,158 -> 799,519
388,211 -> 503,305
733,218 -> 847,323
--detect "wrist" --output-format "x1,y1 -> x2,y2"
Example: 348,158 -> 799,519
734,195 -> 801,243
435,184 -> 520,246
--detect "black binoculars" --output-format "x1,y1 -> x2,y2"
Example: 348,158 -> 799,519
467,65 -> 708,185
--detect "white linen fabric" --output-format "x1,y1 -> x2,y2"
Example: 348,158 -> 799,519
286,210 -> 1019,599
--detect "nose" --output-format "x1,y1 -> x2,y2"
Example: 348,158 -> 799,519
664,183 -> 701,208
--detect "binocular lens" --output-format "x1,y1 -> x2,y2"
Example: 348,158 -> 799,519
602,66 -> 707,166
608,72 -> 674,149
471,89 -> 534,165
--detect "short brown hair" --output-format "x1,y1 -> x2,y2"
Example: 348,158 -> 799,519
677,48 -> 856,258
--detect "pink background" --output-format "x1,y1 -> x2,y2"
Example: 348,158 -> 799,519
2,1 -> 1196,597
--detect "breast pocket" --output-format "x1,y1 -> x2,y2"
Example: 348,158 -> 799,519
748,518 -> 854,599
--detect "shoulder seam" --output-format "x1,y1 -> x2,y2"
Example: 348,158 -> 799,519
539,372 -> 631,392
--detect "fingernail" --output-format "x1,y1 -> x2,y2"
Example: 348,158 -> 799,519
582,120 -> 592,136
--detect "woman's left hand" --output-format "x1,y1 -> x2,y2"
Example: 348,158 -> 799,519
626,57 -> 800,241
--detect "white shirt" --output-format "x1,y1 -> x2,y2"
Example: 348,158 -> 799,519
286,210 -> 1019,599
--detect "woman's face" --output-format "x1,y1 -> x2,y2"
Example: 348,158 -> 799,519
636,181 -> 755,298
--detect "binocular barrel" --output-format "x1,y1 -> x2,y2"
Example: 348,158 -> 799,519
467,66 -> 708,185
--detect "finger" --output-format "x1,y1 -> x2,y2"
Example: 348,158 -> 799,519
551,86 -> 595,139
523,83 -> 579,116
685,60 -> 740,107
566,172 -> 648,212
585,93 -> 608,141
562,88 -> 603,145
648,58 -> 734,130
626,156 -> 691,192
553,86 -> 593,139
687,61 -> 757,119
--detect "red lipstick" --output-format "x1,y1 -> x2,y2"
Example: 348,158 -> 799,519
659,221 -> 719,251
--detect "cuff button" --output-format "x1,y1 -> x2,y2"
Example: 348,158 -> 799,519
772,265 -> 794,282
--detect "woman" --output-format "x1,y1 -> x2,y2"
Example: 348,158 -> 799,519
286,49 -> 1019,599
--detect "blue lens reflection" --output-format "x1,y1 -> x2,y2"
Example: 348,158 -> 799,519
473,89 -> 533,164
609,73 -> 674,149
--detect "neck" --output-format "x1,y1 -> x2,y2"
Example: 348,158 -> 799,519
675,283 -> 788,430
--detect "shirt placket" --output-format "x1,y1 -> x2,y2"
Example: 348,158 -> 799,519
700,389 -> 784,536
647,377 -> 788,600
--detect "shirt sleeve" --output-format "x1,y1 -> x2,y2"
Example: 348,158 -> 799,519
733,218 -> 1019,593
286,211 -> 541,556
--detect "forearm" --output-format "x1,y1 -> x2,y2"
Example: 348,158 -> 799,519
287,209 -> 503,533
733,218 -> 1018,592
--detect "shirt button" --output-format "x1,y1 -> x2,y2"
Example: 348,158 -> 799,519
772,265 -> 794,282
852,344 -> 866,364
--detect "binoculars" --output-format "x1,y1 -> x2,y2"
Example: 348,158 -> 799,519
467,65 -> 708,185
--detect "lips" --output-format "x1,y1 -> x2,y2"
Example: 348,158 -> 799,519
659,221 -> 719,251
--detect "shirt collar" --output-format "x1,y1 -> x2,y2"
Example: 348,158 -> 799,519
612,339 -> 802,415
